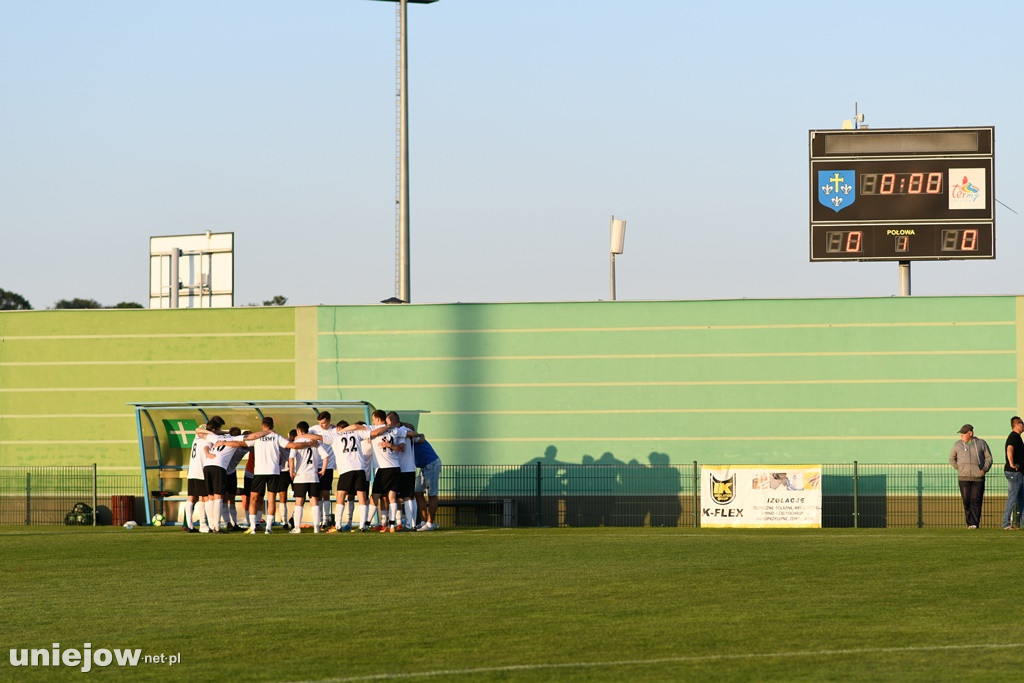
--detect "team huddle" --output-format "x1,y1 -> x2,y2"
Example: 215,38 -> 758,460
183,410 -> 443,534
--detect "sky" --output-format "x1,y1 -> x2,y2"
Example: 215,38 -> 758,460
2,0 -> 1023,309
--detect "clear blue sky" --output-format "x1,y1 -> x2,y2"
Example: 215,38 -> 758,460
2,1 -> 1022,308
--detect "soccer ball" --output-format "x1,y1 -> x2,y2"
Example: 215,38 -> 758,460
151,514 -> 166,527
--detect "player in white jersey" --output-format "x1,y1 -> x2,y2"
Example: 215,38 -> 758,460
242,417 -> 313,534
386,412 -> 420,531
288,421 -> 326,533
200,420 -> 237,533
196,417 -> 249,533
278,430 -> 299,529
308,411 -> 337,530
219,427 -> 251,531
241,436 -> 258,526
340,413 -> 392,529
327,420 -> 372,532
345,409 -> 409,533
184,428 -> 214,533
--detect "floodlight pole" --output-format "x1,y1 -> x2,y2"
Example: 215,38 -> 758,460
397,0 -> 410,304
371,0 -> 437,304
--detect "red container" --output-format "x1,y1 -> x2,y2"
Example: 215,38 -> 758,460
111,495 -> 136,526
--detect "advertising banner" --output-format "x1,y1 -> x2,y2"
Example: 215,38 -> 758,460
700,465 -> 822,528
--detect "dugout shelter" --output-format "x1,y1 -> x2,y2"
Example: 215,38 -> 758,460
130,400 -> 374,523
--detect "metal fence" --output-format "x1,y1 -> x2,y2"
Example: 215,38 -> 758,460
0,463 -> 1015,528
437,462 -> 1012,529
0,467 -> 143,526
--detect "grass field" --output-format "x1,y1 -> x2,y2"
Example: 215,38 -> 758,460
0,525 -> 1018,681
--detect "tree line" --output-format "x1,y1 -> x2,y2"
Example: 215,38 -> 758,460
1,288 -> 289,311
0,289 -> 142,310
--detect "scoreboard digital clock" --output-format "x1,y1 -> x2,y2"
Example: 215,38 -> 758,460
809,127 -> 994,261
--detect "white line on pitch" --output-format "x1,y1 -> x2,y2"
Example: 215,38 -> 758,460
290,643 -> 1020,682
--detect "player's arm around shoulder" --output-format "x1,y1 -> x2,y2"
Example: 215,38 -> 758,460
339,423 -> 366,433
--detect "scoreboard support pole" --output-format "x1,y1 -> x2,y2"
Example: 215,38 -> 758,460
898,261 -> 911,296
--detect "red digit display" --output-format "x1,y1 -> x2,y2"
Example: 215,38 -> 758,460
961,229 -> 978,251
846,231 -> 862,252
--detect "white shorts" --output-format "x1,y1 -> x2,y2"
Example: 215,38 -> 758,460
415,459 -> 442,496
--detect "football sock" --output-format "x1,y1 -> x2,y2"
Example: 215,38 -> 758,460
293,506 -> 303,529
312,507 -> 321,529
195,501 -> 207,529
388,502 -> 398,525
184,501 -> 195,529
335,503 -> 343,529
248,513 -> 257,529
360,504 -> 371,527
209,499 -> 222,530
345,500 -> 355,524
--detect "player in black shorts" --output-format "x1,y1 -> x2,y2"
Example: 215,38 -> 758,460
313,412 -> 336,530
221,427 -> 249,531
335,468 -> 370,532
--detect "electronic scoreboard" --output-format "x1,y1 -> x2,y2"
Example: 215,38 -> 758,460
809,127 -> 994,261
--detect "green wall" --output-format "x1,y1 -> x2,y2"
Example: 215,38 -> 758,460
0,307 -> 299,468
316,297 -> 1020,466
1,297 -> 1020,469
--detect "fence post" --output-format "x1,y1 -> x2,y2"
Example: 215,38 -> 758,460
25,472 -> 31,526
535,461 -> 542,527
916,469 -> 924,528
92,464 -> 98,527
692,460 -> 699,528
852,461 -> 859,529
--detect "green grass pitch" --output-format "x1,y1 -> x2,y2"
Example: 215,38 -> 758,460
0,526 -> 1017,681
